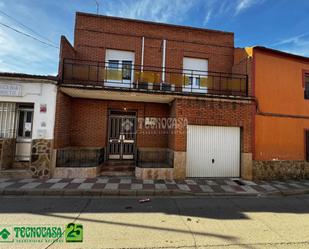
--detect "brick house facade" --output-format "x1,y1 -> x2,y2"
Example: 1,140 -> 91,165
55,12 -> 254,180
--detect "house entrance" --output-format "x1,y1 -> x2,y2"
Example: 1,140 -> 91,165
107,110 -> 136,160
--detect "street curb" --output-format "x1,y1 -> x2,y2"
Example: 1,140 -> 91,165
260,188 -> 309,197
0,188 -> 308,197
280,189 -> 309,196
0,188 -> 258,197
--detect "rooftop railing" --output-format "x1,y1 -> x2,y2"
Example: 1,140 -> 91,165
61,59 -> 248,97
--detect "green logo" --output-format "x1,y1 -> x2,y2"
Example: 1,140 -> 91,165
0,228 -> 13,242
65,223 -> 83,243
0,228 -> 10,240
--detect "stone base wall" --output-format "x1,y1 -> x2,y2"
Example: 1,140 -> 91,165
54,166 -> 101,178
135,167 -> 173,180
241,153 -> 253,180
30,139 -> 53,178
253,160 -> 309,180
173,151 -> 186,179
0,138 -> 15,170
135,149 -> 184,180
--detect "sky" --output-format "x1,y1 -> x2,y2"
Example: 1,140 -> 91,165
0,0 -> 309,75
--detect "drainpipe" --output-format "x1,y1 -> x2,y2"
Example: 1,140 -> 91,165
141,37 -> 144,72
162,39 -> 166,82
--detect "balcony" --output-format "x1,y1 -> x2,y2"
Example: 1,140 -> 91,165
61,59 -> 249,97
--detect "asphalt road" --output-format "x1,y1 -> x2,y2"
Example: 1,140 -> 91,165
0,195 -> 308,249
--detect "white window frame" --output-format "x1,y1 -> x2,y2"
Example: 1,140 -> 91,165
105,49 -> 135,88
183,57 -> 208,93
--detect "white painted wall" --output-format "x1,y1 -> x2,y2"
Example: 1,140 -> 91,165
0,79 -> 57,140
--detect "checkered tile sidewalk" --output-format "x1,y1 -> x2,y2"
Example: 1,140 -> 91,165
0,177 -> 309,195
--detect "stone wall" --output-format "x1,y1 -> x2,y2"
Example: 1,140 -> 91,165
30,139 -> 53,178
54,166 -> 101,178
173,151 -> 186,179
135,167 -> 173,180
0,138 -> 15,170
241,153 -> 253,180
253,160 -> 309,180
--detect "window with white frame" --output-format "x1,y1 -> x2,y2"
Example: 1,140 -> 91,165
183,57 -> 208,89
105,49 -> 135,83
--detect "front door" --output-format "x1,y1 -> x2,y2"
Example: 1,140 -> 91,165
15,105 -> 34,161
108,111 -> 136,160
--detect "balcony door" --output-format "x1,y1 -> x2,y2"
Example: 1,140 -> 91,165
183,57 -> 208,93
105,49 -> 135,88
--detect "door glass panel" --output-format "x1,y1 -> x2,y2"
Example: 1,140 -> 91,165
122,61 -> 132,80
195,77 -> 200,87
108,60 -> 119,69
17,110 -> 33,138
18,111 -> 24,137
26,111 -> 32,123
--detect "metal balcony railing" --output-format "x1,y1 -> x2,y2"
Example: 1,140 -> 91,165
61,59 -> 249,97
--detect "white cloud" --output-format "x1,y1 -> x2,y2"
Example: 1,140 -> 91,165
0,1 -> 60,75
200,0 -> 266,26
104,0 -> 194,24
270,32 -> 309,57
203,9 -> 212,25
0,24 -> 58,74
235,0 -> 254,14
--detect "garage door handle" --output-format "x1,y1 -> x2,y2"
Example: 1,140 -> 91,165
212,159 -> 215,164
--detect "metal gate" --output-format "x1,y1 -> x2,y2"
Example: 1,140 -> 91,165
108,112 -> 136,160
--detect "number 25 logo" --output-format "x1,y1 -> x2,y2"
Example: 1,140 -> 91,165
65,223 -> 83,242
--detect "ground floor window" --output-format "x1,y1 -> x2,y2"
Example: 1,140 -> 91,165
0,102 -> 16,138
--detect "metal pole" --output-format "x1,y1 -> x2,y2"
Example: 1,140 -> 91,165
94,0 -> 99,15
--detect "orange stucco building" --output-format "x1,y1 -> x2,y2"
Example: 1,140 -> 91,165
236,46 -> 309,179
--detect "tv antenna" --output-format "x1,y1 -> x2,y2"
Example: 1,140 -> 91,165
94,0 -> 99,15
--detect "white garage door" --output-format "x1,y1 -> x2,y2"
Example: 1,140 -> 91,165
186,125 -> 240,177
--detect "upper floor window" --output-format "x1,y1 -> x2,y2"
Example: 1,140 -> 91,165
304,72 -> 309,99
108,60 -> 119,69
183,57 -> 208,90
105,49 -> 135,83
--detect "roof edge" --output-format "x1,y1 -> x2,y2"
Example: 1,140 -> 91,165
0,72 -> 57,82
76,12 -> 234,36
252,46 -> 309,62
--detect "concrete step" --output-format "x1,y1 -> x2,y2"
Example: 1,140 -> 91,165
101,160 -> 135,177
102,165 -> 135,171
103,160 -> 135,167
0,169 -> 32,179
11,161 -> 30,170
100,171 -> 135,177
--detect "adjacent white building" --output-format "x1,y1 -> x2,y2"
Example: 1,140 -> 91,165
0,73 -> 57,178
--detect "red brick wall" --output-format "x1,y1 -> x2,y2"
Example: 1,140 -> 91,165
54,94 -> 170,148
70,13 -> 234,73
70,98 -> 107,147
168,98 -> 253,152
232,48 -> 252,96
58,36 -> 76,81
54,91 -> 72,148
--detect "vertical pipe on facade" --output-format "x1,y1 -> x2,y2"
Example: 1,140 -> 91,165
141,37 -> 144,72
162,39 -> 166,82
